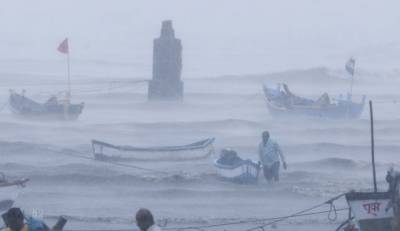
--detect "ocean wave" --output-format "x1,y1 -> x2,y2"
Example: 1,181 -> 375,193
22,169 -> 216,185
294,158 -> 358,169
90,118 -> 263,130
286,142 -> 400,154
0,140 -> 48,153
42,214 -> 336,227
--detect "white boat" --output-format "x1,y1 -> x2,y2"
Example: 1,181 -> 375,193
0,174 -> 29,213
214,149 -> 261,184
337,169 -> 400,231
91,138 -> 215,161
342,191 -> 392,231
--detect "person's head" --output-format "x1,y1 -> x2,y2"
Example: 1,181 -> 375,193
135,208 -> 155,231
262,131 -> 270,144
6,208 -> 25,231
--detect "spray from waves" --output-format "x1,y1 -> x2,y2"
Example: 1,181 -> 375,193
1,140 -> 393,201
27,171 -> 218,185
293,158 -> 359,170
286,142 -> 400,155
89,119 -> 264,130
42,214 -> 343,228
0,140 -> 47,153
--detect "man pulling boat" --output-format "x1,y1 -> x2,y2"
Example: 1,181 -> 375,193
258,131 -> 287,183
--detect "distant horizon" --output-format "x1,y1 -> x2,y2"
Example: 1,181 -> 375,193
0,0 -> 399,78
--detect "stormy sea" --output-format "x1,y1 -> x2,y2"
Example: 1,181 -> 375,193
0,66 -> 399,231
1,1 -> 400,230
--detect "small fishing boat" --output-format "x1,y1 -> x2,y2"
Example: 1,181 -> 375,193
338,191 -> 393,231
336,103 -> 396,231
8,39 -> 85,121
92,138 -> 215,161
336,170 -> 398,231
214,149 -> 261,184
0,173 -> 29,213
263,84 -> 365,119
9,90 -> 84,120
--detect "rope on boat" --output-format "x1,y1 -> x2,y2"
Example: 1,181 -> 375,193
59,207 -> 349,231
243,193 -> 347,231
162,208 -> 349,231
46,147 -> 170,175
328,200 -> 338,221
335,217 -> 355,231
72,80 -> 149,95
24,80 -> 149,99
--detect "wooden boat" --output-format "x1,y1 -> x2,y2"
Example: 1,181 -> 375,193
339,191 -> 393,231
9,90 -> 84,120
214,149 -> 261,184
263,84 -> 365,119
0,173 -> 29,213
336,168 -> 400,231
92,138 -> 215,161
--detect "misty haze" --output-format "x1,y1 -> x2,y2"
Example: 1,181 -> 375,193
1,1 -> 400,231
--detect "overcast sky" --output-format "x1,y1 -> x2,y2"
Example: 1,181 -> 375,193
0,0 -> 399,77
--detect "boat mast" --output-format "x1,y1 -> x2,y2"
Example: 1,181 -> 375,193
345,57 -> 356,100
349,70 -> 355,99
57,37 -> 71,120
67,50 -> 71,98
369,100 -> 377,193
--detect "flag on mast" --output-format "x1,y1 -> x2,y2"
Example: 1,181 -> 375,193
345,58 -> 356,76
57,38 -> 69,54
57,37 -> 71,99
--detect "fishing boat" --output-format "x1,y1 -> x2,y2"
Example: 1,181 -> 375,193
336,169 -> 399,231
337,190 -> 393,231
214,149 -> 261,184
91,138 -> 215,161
263,84 -> 365,119
8,39 -> 85,120
9,90 -> 84,120
0,173 -> 29,213
336,101 -> 396,231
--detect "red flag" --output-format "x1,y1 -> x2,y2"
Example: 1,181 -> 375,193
57,38 -> 69,54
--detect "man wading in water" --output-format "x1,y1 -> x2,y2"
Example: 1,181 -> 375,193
258,131 -> 287,183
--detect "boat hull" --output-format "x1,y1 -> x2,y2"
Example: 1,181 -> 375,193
344,192 -> 393,231
265,97 -> 365,119
92,138 -> 215,161
9,91 -> 84,120
214,160 -> 261,184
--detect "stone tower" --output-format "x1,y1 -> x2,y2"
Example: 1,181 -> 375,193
148,20 -> 184,100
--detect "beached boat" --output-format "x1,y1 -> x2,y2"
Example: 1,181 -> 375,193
263,84 -> 365,119
339,191 -> 393,231
214,149 -> 261,184
336,168 -> 400,231
0,173 -> 29,213
9,90 -> 84,120
92,138 -> 215,161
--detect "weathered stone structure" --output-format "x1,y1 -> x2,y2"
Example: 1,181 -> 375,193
148,20 -> 184,100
